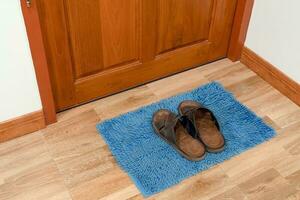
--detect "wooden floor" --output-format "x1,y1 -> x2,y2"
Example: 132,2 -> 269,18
1,59 -> 300,200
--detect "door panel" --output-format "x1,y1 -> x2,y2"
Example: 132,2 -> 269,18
65,0 -> 140,77
156,0 -> 213,54
100,0 -> 140,69
37,0 -> 237,111
64,0 -> 104,78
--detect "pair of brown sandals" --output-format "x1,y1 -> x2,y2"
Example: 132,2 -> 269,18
152,100 -> 225,161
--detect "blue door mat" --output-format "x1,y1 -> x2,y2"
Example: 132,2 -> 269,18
96,82 -> 276,197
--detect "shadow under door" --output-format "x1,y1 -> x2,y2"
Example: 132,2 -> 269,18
37,0 -> 237,111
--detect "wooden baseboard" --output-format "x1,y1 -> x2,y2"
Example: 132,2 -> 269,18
241,46 -> 300,107
0,110 -> 46,142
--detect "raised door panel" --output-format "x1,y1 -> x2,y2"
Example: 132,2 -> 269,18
156,0 -> 213,54
65,0 -> 140,79
64,0 -> 104,79
100,0 -> 140,69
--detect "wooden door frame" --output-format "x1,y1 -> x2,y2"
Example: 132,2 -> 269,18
21,0 -> 56,124
20,0 -> 254,125
228,0 -> 255,61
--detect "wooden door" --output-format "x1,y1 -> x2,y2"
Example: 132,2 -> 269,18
37,0 -> 237,111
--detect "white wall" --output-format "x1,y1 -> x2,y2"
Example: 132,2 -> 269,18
0,1 -> 42,122
246,0 -> 300,83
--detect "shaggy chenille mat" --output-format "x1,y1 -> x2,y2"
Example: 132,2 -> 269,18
96,82 -> 276,197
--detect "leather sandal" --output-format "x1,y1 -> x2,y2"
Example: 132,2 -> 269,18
178,100 -> 225,153
152,109 -> 206,161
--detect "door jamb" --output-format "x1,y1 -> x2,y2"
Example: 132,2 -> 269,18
228,0 -> 254,61
20,0 -> 254,125
20,0 -> 57,124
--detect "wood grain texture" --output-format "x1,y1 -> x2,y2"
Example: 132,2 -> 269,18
1,59 -> 300,199
37,0 -> 238,111
227,0 -> 254,61
241,46 -> 300,107
20,0 -> 57,124
64,0 -> 105,78
99,0 -> 140,69
36,0 -> 77,110
0,110 -> 45,142
156,0 -> 213,54
207,0 -> 237,61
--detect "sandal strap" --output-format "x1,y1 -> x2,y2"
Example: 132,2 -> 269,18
184,107 -> 220,136
160,115 -> 181,144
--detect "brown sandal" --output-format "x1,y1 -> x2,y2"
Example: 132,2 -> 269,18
178,100 -> 225,153
152,109 -> 206,161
